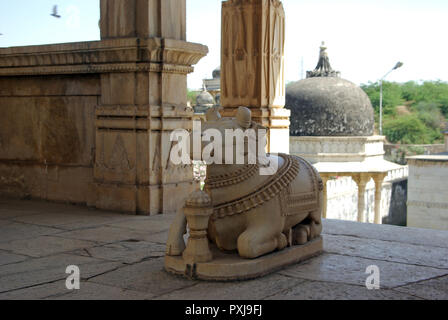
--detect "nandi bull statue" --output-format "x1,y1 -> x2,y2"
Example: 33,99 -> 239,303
165,107 -> 324,281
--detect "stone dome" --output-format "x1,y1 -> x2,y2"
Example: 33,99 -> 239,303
212,66 -> 221,79
286,77 -> 374,137
196,88 -> 215,106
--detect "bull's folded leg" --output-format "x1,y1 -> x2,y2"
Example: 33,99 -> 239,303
292,224 -> 310,245
237,226 -> 285,259
291,212 -> 323,245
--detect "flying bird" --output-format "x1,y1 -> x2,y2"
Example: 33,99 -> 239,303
51,5 -> 61,18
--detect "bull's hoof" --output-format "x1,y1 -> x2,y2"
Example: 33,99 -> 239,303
292,224 -> 310,245
276,233 -> 288,251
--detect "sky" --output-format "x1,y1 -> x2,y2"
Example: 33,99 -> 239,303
1,0 -> 447,90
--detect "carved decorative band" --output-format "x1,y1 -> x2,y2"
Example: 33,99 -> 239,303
205,164 -> 259,189
408,201 -> 448,210
211,154 -> 300,221
0,38 -> 208,76
0,63 -> 194,76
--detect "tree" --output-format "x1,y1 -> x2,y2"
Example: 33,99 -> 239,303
383,114 -> 430,144
361,81 -> 447,144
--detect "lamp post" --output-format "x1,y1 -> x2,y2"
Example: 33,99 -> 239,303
379,62 -> 404,136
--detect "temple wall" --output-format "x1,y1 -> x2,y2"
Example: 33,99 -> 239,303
0,0 -> 208,215
0,75 -> 100,204
407,157 -> 448,230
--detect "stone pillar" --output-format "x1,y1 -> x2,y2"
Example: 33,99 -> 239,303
354,173 -> 370,223
321,175 -> 329,219
373,173 -> 387,224
94,0 -> 208,214
220,0 -> 290,154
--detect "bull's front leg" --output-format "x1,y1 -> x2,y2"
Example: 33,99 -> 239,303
166,208 -> 187,256
236,204 -> 287,259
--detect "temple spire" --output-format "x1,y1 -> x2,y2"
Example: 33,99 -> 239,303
307,42 -> 340,78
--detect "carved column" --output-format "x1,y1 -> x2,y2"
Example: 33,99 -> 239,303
320,175 -> 329,219
95,0 -> 208,215
220,0 -> 290,154
373,173 -> 387,224
353,173 -> 370,223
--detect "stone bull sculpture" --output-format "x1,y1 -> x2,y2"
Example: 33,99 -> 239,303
166,107 -> 323,260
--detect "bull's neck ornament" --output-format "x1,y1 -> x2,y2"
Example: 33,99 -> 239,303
165,107 -> 324,281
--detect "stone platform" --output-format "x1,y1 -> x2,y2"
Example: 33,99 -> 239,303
165,238 -> 323,281
0,198 -> 447,300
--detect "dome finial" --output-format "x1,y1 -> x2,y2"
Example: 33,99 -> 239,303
307,42 -> 340,78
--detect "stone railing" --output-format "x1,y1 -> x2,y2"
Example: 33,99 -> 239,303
290,136 -> 386,163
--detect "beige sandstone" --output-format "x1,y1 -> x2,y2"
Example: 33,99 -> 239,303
220,0 -> 290,154
0,0 -> 208,215
165,107 -> 323,281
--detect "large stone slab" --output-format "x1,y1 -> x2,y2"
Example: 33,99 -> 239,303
0,250 -> 28,266
0,281 -> 153,300
323,219 -> 448,249
156,274 -> 306,300
393,275 -> 448,300
0,253 -> 123,293
90,258 -> 197,296
0,235 -> 98,257
11,212 -> 110,228
268,280 -> 421,300
0,206 -> 43,219
71,240 -> 166,264
279,253 -> 448,289
324,234 -> 448,269
106,217 -> 173,233
166,237 -> 323,281
56,226 -> 157,244
0,222 -> 62,244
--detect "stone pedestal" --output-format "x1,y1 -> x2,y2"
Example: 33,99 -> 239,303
94,0 -> 208,215
182,191 -> 213,264
220,0 -> 290,154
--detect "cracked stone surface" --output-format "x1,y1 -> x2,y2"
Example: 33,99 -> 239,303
0,199 -> 447,300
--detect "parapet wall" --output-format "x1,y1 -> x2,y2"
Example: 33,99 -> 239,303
0,73 -> 100,204
0,36 -> 208,214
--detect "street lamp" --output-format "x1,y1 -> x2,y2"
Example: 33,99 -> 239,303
379,62 -> 404,135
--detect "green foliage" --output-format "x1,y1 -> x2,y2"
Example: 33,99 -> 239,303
361,82 -> 404,116
402,81 -> 448,117
383,114 -> 430,144
361,81 -> 448,145
187,89 -> 199,105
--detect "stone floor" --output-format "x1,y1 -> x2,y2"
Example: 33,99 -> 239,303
0,198 -> 447,300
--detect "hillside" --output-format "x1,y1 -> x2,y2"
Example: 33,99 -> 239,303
361,81 -> 448,145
